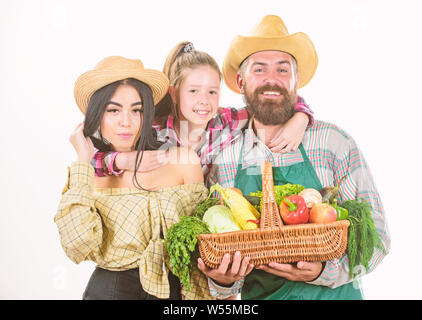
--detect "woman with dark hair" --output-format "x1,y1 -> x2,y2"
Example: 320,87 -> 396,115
54,56 -> 212,300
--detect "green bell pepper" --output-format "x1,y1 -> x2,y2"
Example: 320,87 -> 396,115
332,199 -> 349,220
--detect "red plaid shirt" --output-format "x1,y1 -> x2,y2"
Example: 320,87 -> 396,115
91,96 -> 314,177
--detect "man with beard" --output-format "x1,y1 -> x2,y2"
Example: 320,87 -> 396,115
199,15 -> 390,300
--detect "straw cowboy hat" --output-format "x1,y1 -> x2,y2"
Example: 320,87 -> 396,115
222,15 -> 318,93
74,56 -> 169,114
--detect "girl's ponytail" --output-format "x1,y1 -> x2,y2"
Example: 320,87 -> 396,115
155,41 -> 221,127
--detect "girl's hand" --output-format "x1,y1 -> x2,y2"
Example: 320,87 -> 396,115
268,112 -> 309,153
115,150 -> 169,172
69,123 -> 94,163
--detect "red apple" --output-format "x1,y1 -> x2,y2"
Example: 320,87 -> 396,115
309,203 -> 337,223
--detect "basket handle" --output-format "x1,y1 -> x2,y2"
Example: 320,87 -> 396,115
259,162 -> 284,228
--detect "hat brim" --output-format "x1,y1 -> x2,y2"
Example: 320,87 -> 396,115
74,69 -> 169,114
222,32 -> 318,93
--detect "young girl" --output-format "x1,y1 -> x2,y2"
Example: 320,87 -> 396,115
92,42 -> 314,181
54,56 -> 213,300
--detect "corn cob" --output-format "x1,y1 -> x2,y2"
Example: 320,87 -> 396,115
209,183 -> 260,230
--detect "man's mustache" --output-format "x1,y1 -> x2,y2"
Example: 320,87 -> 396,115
254,85 -> 289,97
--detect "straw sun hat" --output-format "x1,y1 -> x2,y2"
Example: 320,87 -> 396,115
74,56 -> 169,114
222,15 -> 318,94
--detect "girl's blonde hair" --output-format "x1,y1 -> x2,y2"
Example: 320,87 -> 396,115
155,42 -> 221,126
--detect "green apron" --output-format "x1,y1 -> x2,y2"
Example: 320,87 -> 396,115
235,143 -> 363,300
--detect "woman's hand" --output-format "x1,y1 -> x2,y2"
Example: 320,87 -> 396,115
268,112 -> 309,153
69,123 -> 94,163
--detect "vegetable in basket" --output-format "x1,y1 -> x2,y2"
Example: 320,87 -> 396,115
309,202 -> 337,223
202,205 -> 241,233
209,183 -> 260,230
194,197 -> 220,220
332,199 -> 348,221
309,175 -> 348,223
298,188 -> 322,209
317,176 -> 349,221
279,195 -> 309,225
319,175 -> 347,203
341,199 -> 386,278
244,195 -> 261,207
250,183 -> 305,211
165,216 -> 210,291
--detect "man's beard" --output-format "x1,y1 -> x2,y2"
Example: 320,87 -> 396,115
243,84 -> 297,125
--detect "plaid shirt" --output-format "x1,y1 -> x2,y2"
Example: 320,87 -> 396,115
54,162 -> 213,299
207,119 -> 391,291
92,96 -> 314,178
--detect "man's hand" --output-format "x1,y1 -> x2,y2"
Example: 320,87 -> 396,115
69,123 -> 94,163
197,251 -> 254,286
115,150 -> 169,172
256,261 -> 323,282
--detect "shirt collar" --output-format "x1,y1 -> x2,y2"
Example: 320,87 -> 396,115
241,116 -> 268,163
165,115 -> 182,145
240,116 -> 306,168
244,116 -> 264,151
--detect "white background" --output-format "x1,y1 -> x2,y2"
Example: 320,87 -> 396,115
1,0 -> 421,299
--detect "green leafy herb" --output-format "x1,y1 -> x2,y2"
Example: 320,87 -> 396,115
194,197 -> 220,220
341,199 -> 386,278
250,183 -> 305,211
165,216 -> 210,291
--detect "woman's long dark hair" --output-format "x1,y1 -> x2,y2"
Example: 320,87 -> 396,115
83,78 -> 163,189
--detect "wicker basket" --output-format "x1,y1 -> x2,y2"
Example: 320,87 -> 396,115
197,162 -> 349,269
